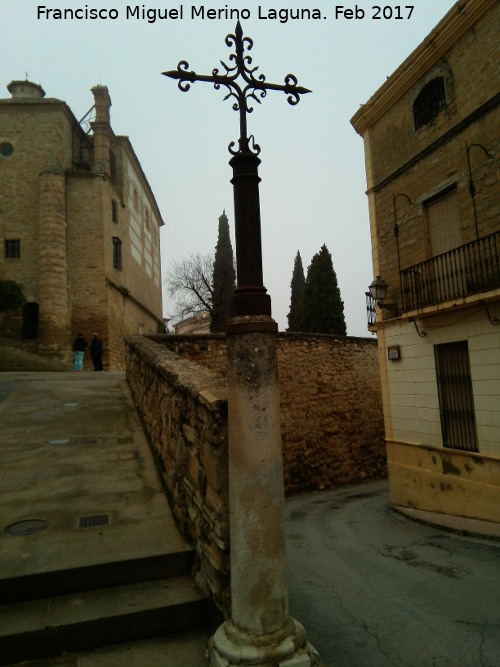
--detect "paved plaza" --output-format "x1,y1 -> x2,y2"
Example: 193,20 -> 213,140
0,372 -> 498,666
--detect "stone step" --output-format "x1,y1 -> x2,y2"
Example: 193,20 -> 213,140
0,575 -> 210,665
0,551 -> 194,604
5,630 -> 212,667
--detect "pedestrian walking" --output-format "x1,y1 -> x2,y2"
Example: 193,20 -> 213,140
72,333 -> 87,372
89,332 -> 104,372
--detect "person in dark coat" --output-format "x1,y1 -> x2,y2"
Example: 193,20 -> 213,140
72,333 -> 87,371
89,332 -> 104,372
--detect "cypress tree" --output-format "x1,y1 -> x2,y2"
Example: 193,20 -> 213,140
211,210 -> 236,332
301,244 -> 346,335
287,251 -> 305,331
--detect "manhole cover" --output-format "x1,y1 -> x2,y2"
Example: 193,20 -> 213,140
47,439 -> 70,446
5,519 -> 49,536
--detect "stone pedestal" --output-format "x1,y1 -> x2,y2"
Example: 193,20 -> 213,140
209,315 -> 319,667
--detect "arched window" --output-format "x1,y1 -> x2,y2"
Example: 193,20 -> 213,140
413,77 -> 446,131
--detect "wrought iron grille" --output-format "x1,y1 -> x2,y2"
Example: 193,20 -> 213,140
434,341 -> 478,452
401,230 -> 500,311
413,77 -> 446,130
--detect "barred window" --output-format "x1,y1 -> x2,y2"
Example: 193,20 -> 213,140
112,237 -> 122,271
434,341 -> 478,452
5,239 -> 20,258
413,77 -> 446,131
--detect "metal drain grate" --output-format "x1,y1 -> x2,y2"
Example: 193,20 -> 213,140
78,514 -> 110,529
79,437 -> 100,445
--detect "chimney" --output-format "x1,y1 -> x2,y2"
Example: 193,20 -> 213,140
90,85 -> 113,176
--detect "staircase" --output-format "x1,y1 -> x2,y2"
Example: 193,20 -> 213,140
0,549 -> 210,665
0,372 -> 213,665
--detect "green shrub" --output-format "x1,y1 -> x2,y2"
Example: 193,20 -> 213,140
0,280 -> 26,310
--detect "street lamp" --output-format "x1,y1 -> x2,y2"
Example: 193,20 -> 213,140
368,276 -> 399,315
369,275 -> 389,304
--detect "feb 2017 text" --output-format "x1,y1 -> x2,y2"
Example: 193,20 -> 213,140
36,5 -> 416,23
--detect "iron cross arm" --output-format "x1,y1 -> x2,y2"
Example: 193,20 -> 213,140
162,21 -> 311,153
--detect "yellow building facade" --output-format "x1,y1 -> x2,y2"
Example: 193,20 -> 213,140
0,80 -> 164,369
351,0 -> 500,523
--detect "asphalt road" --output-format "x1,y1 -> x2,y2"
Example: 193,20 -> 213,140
285,479 -> 500,667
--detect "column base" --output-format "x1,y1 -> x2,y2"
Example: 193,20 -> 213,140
209,618 -> 320,667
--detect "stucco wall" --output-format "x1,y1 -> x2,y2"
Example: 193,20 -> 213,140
378,311 -> 500,523
380,312 -> 500,456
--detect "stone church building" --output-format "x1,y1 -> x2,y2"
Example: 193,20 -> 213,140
0,80 -> 164,370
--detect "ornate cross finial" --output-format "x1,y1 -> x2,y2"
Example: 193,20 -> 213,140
163,21 -> 311,155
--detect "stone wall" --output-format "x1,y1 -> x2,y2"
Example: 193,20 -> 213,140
125,332 -> 385,617
149,332 -> 386,493
125,335 -> 230,616
0,86 -> 164,371
355,1 -> 500,313
277,333 -> 387,494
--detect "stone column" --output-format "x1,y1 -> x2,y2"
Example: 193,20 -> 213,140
228,317 -> 287,633
210,316 -> 318,666
38,154 -> 71,355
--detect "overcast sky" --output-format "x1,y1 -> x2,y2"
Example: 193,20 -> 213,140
2,1 -> 458,335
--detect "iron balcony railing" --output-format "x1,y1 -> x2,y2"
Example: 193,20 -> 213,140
401,230 -> 500,311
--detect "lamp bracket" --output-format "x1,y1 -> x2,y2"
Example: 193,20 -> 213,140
409,318 -> 426,337
380,302 -> 399,316
480,300 -> 499,326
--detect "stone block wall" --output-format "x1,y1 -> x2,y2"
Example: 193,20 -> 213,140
0,309 -> 22,340
125,332 -> 385,617
0,88 -> 164,372
277,333 -> 387,494
125,334 -> 230,616
361,1 -> 500,311
150,332 -> 386,494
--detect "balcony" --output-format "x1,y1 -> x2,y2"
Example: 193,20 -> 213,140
401,230 -> 500,311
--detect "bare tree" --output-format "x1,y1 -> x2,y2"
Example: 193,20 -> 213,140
166,252 -> 214,321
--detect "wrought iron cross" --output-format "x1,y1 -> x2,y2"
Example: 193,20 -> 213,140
163,22 -> 310,320
163,21 -> 310,154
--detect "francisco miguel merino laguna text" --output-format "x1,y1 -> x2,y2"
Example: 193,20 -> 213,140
36,5 -> 324,23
